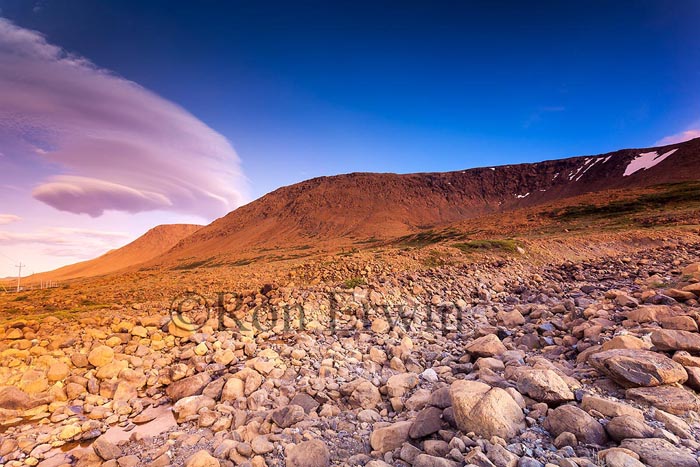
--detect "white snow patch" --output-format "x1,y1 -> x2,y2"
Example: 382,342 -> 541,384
574,157 -> 602,181
553,172 -> 559,180
489,167 -> 495,171
603,156 -> 612,163
623,149 -> 678,176
515,193 -> 530,199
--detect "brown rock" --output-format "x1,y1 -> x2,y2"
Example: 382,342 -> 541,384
88,345 -> 114,367
545,405 -> 608,445
270,404 -> 305,428
184,450 -> 220,467
409,406 -> 443,438
166,372 -> 212,401
581,395 -> 643,420
588,349 -> 687,387
370,421 -> 412,453
605,415 -> 654,442
349,380 -> 382,409
621,438 -> 698,467
92,436 -> 122,460
0,386 -> 36,410
626,385 -> 700,414
650,329 -> 700,352
386,373 -> 419,398
602,450 -> 645,467
515,368 -> 574,404
601,335 -> 650,351
285,439 -> 330,467
449,380 -> 524,440
465,334 -> 506,357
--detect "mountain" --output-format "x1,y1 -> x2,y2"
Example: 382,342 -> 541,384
31,224 -> 202,281
151,137 -> 700,267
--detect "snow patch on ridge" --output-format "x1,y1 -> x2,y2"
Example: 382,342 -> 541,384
623,149 -> 678,176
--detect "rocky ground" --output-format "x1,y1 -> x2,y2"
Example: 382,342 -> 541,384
3,239 -> 700,467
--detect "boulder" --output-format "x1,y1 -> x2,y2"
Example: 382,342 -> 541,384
88,345 -> 114,367
370,421 -> 412,453
166,372 -> 212,401
605,415 -> 654,442
650,329 -> 700,352
270,404 -> 305,428
449,380 -> 524,439
515,368 -> 574,404
386,373 -> 419,398
285,439 -> 330,467
412,454 -> 458,467
588,349 -> 687,387
626,385 -> 700,414
409,406 -> 443,438
92,436 -> 122,461
184,450 -> 220,467
349,380 -> 382,409
621,438 -> 699,467
602,450 -> 645,467
172,395 -> 215,423
545,405 -> 608,445
465,334 -> 506,357
581,395 -> 643,420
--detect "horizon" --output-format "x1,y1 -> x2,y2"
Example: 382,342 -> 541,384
1,0 -> 699,276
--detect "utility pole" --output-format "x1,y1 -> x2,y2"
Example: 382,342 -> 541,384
15,262 -> 25,292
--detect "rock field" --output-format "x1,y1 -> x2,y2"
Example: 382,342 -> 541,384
3,241 -> 700,466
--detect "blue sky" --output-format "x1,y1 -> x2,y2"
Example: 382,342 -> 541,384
0,0 -> 698,275
3,0 -> 699,197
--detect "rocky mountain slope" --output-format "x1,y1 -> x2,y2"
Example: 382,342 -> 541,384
156,138 -> 700,266
30,224 -> 202,281
3,238 -> 700,467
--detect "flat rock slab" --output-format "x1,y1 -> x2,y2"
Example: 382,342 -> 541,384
621,438 -> 699,467
650,329 -> 700,352
626,385 -> 700,415
588,349 -> 688,387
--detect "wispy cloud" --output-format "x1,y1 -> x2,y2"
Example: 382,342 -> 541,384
0,214 -> 20,225
655,128 -> 700,146
0,227 -> 130,258
0,18 -> 248,219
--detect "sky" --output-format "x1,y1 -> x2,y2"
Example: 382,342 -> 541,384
0,0 -> 699,278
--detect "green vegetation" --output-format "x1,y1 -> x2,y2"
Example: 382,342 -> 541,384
12,294 -> 28,302
421,250 -> 451,267
548,182 -> 700,222
172,258 -> 213,270
396,228 -> 466,247
453,239 -> 521,253
343,276 -> 366,289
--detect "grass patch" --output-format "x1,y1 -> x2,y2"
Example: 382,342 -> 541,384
454,239 -> 520,253
396,228 -> 466,248
421,250 -> 451,267
343,277 -> 366,289
548,182 -> 700,222
172,258 -> 213,270
12,294 -> 29,302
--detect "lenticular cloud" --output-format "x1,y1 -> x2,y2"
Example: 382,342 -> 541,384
0,18 -> 247,218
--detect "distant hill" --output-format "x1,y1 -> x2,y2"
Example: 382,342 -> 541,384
31,224 -> 202,281
149,137 -> 700,267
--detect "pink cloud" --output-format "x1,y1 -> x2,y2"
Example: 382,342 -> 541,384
0,18 -> 248,219
33,176 -> 172,217
0,214 -> 20,225
0,227 -> 130,258
655,128 -> 700,146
